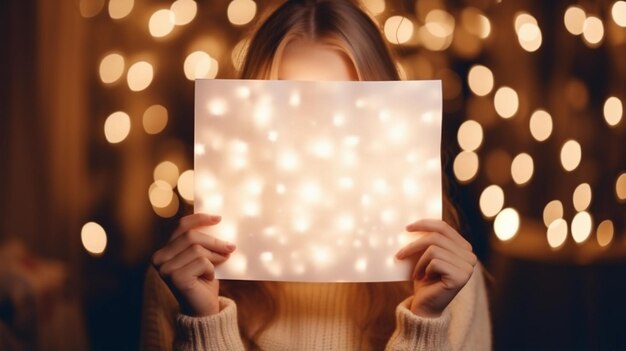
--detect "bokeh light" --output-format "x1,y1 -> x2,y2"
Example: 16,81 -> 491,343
99,53 -> 125,84
573,183 -> 592,212
178,169 -> 194,202
479,185 -> 504,218
515,13 -> 542,52
457,120 -> 483,151
362,0 -> 385,16
494,208 -> 520,241
184,51 -> 219,80
468,65 -> 494,97
81,222 -> 107,255
127,61 -> 154,92
543,200 -> 564,227
560,140 -> 582,172
227,0 -> 257,26
154,161 -> 179,188
384,16 -> 414,45
616,173 -> 626,201
596,220 -> 614,247
149,9 -> 176,38
460,7 -> 491,39
142,104 -> 168,135
564,6 -> 586,35
104,111 -> 131,144
149,180 -> 174,208
547,218 -> 568,249
153,191 -> 180,218
613,1 -> 626,27
603,96 -> 623,126
108,0 -> 133,20
494,87 -> 519,119
80,0 -> 105,18
571,211 -> 593,244
453,151 -> 479,183
171,0 -> 197,26
582,16 -> 604,47
529,109 -> 553,142
511,153 -> 534,185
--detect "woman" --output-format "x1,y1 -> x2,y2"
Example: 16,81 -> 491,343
141,1 -> 491,350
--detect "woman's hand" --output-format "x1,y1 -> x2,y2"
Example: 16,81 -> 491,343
151,213 -> 236,317
396,219 -> 477,318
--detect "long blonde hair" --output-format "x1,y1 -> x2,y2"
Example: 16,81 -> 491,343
221,0 -> 463,349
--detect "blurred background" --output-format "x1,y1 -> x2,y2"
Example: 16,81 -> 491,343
1,0 -> 625,350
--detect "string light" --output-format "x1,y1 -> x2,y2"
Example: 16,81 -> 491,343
494,208 -> 520,241
79,0 -> 105,18
494,87 -> 519,119
603,96 -> 623,126
511,153 -> 534,185
178,170 -> 195,202
564,6 -> 586,36
460,7 -> 491,39
582,16 -> 604,47
149,9 -> 176,38
467,65 -> 494,97
154,161 -> 179,188
571,211 -> 593,244
543,200 -> 564,227
560,140 -> 582,172
457,120 -> 483,151
479,185 -> 504,218
362,0 -> 385,16
547,218 -> 568,249
170,0 -> 197,26
127,61 -> 154,92
453,151 -> 479,183
529,109 -> 553,142
104,111 -> 131,144
616,173 -> 626,201
143,104 -> 168,135
613,1 -> 626,27
99,53 -> 125,84
596,220 -> 614,247
572,183 -> 592,212
184,51 -> 219,80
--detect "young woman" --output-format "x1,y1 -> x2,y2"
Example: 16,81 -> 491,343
141,1 -> 491,350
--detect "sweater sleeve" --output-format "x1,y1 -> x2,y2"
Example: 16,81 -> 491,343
174,297 -> 246,351
385,264 -> 492,351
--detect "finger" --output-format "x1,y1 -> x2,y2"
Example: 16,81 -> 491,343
152,230 -> 235,266
413,245 -> 474,281
406,219 -> 472,251
423,258 -> 470,290
171,213 -> 222,241
159,244 -> 230,276
396,232 -> 475,264
170,257 -> 216,289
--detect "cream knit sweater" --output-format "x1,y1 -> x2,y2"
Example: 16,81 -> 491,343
140,265 -> 491,351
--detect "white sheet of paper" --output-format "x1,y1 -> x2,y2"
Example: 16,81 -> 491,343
194,79 -> 442,282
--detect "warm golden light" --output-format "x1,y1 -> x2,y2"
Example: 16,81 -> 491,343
560,140 -> 582,172
515,14 -> 542,52
384,16 -> 414,44
153,192 -> 180,218
143,104 -> 168,135
571,211 -> 592,244
494,87 -> 519,119
529,109 -> 553,142
543,200 -> 563,227
468,65 -> 494,96
227,0 -> 257,26
461,7 -> 491,39
582,16 -> 604,46
453,151 -> 479,183
616,173 -> 626,201
104,111 -> 131,144
362,0 -> 385,16
178,170 -> 194,202
573,183 -> 592,212
81,222 -> 107,255
108,0 -> 133,20
80,0 -> 105,18
564,6 -> 586,35
149,180 -> 174,208
149,9 -> 176,38
170,0 -> 197,26
494,208 -> 520,241
425,10 -> 455,39
154,161 -> 180,188
127,61 -> 154,92
511,153 -> 534,185
612,1 -> 626,27
547,218 -> 568,249
457,120 -> 483,151
184,51 -> 219,80
479,185 -> 504,218
99,53 -> 125,84
596,220 -> 614,247
603,96 -> 623,126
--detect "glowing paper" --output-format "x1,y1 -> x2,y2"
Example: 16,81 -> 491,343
195,79 -> 442,282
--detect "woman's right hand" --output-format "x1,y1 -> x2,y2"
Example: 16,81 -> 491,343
151,213 -> 236,316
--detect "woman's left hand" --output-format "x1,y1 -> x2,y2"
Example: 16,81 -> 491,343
395,219 -> 477,318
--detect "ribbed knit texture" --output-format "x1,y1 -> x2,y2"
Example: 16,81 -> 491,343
141,265 -> 491,351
